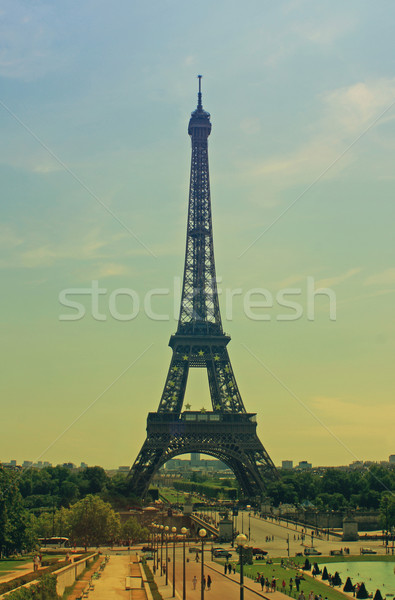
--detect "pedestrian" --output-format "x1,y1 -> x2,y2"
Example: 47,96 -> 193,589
295,575 -> 300,591
224,563 -> 227,574
192,575 -> 197,590
309,591 -> 314,600
202,575 -> 206,590
260,575 -> 265,591
233,564 -> 236,574
289,578 -> 294,594
207,574 -> 212,590
298,592 -> 305,600
265,577 -> 270,593
271,577 -> 276,592
282,580 -> 286,593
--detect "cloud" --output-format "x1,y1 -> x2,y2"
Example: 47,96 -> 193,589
364,268 -> 395,286
247,78 -> 395,188
316,268 -> 361,289
0,226 -> 130,270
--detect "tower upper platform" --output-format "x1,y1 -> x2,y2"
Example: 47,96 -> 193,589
188,75 -> 211,137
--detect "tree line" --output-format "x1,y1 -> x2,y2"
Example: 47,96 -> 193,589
0,466 -> 147,556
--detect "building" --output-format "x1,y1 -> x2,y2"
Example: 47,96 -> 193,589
191,453 -> 200,466
297,460 -> 312,470
282,460 -> 293,469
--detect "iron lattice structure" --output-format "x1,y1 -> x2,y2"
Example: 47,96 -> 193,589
129,78 -> 277,498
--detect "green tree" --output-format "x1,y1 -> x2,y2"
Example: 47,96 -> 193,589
68,495 -> 120,547
0,467 -> 35,554
379,493 -> 395,533
122,516 -> 149,544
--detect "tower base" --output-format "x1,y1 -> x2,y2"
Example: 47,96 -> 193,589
129,411 -> 277,499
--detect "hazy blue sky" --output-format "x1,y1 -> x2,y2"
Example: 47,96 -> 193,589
1,0 -> 394,469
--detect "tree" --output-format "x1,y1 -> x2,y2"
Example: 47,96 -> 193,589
379,493 -> 395,535
68,495 -> 120,547
122,516 -> 149,544
0,467 -> 36,555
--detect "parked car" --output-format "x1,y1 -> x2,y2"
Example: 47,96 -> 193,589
213,549 -> 232,559
330,550 -> 343,556
360,548 -> 376,554
252,547 -> 268,556
304,548 -> 322,556
188,546 -> 201,554
142,546 -> 155,553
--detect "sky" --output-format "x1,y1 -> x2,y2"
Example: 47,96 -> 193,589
0,0 -> 394,470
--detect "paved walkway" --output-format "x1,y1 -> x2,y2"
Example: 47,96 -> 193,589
154,557 -> 289,600
87,555 -> 132,600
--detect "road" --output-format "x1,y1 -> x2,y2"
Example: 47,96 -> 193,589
232,511 -> 389,557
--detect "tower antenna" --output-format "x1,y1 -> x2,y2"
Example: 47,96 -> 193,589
197,74 -> 202,108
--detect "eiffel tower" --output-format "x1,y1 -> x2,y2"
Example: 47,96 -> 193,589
129,77 -> 277,499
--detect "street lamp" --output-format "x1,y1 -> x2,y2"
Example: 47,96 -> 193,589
160,525 -> 164,576
164,526 -> 169,585
151,523 -> 156,574
172,527 -> 177,598
199,528 -> 207,600
181,527 -> 188,600
236,533 -> 247,600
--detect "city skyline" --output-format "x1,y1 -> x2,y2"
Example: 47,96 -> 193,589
1,1 -> 394,470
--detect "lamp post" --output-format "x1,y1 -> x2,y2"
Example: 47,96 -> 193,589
181,527 -> 188,600
172,527 -> 177,598
156,526 -> 160,572
160,525 -> 164,576
199,528 -> 207,600
236,533 -> 247,600
151,523 -> 156,574
165,526 -> 169,585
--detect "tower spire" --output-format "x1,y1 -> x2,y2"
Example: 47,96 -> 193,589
197,74 -> 202,109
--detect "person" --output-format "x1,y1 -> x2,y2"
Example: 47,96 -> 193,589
271,577 -> 276,592
202,575 -> 206,590
289,578 -> 294,594
309,591 -> 314,600
282,580 -> 286,593
207,574 -> 212,590
298,592 -> 305,600
195,552 -> 199,562
232,563 -> 236,574
192,575 -> 197,590
265,577 -> 270,593
295,575 -> 300,591
260,575 -> 265,591
224,563 -> 227,574
33,555 -> 39,572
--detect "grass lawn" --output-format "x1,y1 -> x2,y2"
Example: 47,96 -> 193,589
215,555 -> 395,600
0,558 -> 31,572
157,487 -> 201,504
231,561 -> 350,600
0,553 -> 65,575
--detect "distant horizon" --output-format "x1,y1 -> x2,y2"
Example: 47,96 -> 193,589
2,453 -> 394,471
